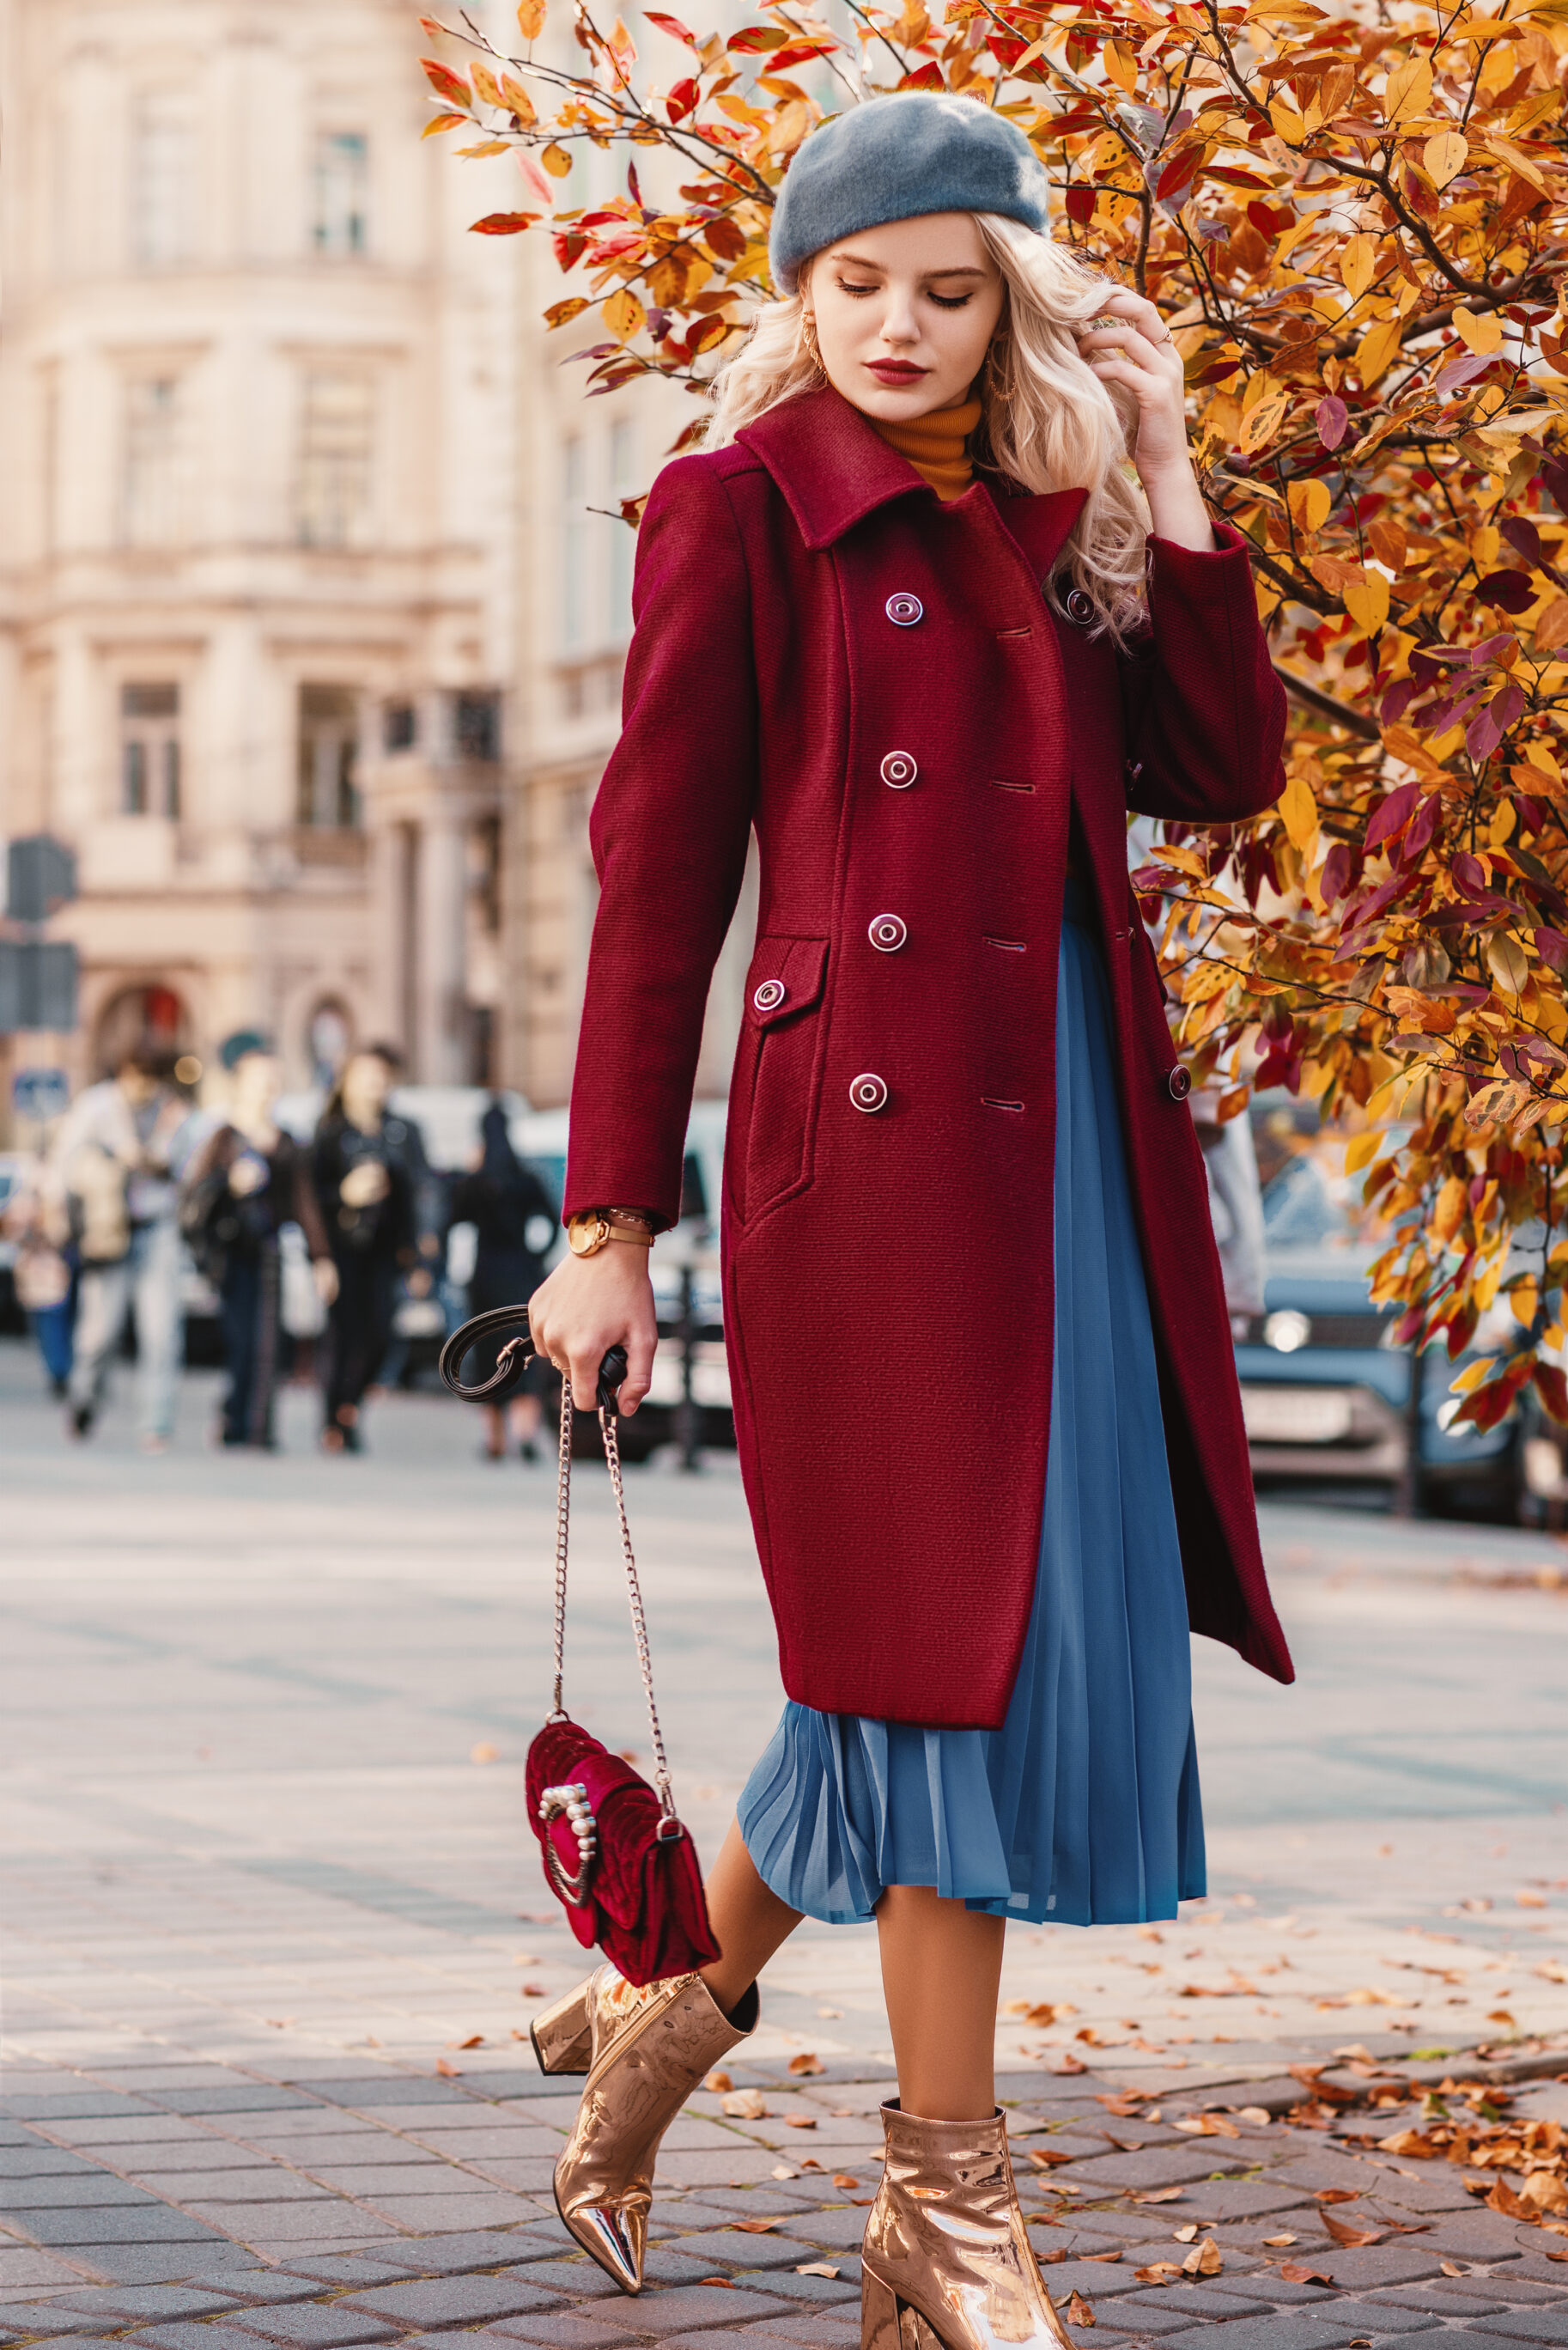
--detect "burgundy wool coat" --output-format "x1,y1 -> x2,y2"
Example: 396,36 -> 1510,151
564,382 -> 1295,1729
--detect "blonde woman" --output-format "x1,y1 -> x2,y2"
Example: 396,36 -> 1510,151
528,92 -> 1292,2350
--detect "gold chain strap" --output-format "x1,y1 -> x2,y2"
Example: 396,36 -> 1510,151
546,1374 -> 679,1826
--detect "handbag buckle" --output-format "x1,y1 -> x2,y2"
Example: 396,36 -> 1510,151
538,1781 -> 598,1904
653,1815 -> 684,1843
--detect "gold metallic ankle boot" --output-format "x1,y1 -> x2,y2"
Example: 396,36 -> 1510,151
860,2102 -> 1073,2350
551,1964 -> 759,2292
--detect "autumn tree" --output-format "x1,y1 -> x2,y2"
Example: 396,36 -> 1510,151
421,0 -> 1568,1432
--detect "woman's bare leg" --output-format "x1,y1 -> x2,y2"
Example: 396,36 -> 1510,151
699,1818 -> 804,2014
876,1884 -> 1005,2120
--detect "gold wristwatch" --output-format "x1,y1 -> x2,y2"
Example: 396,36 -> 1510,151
567,1208 -> 656,1257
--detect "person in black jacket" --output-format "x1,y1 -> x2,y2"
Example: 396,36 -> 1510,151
182,1033 -> 332,1448
449,1100 -> 557,1460
310,1051 -> 420,1452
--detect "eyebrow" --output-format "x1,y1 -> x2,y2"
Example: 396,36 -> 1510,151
829,251 -> 989,279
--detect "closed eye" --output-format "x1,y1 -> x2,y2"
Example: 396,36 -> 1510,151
927,289 -> 975,309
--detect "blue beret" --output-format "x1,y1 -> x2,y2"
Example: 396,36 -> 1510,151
769,93 -> 1049,294
219,1027 -> 270,1070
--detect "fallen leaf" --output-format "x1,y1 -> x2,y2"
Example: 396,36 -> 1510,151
699,2276 -> 735,2287
1546,2250 -> 1568,2263
785,2116 -> 817,2129
1516,1890 -> 1548,1908
435,2058 -> 460,2078
728,2217 -> 786,2233
1066,2292 -> 1094,2327
514,1952 -> 542,1964
1322,2212 -> 1383,2249
1237,2106 -> 1272,2126
364,2034 -> 382,2048
788,2052 -> 826,2075
832,2172 -> 859,2190
771,2165 -> 798,2180
798,2157 -> 823,2170
1377,2129 -> 1436,2157
1130,2185 -> 1187,2205
1135,2262 -> 1182,2284
1278,2263 -> 1334,2286
1536,1961 -> 1568,1983
1053,2052 -> 1087,2074
1175,2112 -> 1240,2137
1314,2189 -> 1361,2204
1263,2234 -> 1298,2247
818,2007 -> 843,2018
723,2089 -> 769,2119
1174,2224 -> 1200,2243
1487,2178 -> 1536,2220
1039,2247 -> 1069,2264
1488,2010 -> 1518,2026
707,2071 -> 734,2092
1441,2262 -> 1465,2277
521,1983 -> 546,1998
1183,2237 -> 1223,2276
796,2262 -> 839,2279
1082,2251 -> 1122,2264
1028,2148 -> 1078,2169
471,1741 -> 500,1763
448,2034 -> 484,2049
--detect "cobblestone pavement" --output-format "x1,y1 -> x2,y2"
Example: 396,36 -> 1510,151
3,1342 -> 1568,2347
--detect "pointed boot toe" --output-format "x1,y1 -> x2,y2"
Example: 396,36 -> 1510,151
553,1966 -> 759,2293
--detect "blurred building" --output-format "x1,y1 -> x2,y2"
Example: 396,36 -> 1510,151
0,0 -> 520,1105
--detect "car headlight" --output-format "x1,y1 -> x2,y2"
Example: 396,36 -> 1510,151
1263,1309 -> 1312,1353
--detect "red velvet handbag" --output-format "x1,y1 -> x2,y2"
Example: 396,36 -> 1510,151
441,1312 -> 719,1988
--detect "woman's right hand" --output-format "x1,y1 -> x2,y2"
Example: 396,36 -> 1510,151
530,1245 -> 658,1415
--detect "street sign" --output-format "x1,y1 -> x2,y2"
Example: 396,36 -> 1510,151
6,835 -> 77,924
0,940 -> 79,1032
11,1067 -> 70,1123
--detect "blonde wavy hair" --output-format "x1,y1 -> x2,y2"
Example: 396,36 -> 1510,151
708,213 -> 1151,644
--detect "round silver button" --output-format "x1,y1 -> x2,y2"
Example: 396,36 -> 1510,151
849,1073 -> 889,1114
1063,587 -> 1095,627
880,750 -> 918,788
868,913 -> 907,953
752,978 -> 786,1013
885,593 -> 924,627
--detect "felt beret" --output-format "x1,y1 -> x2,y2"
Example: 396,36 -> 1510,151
769,93 -> 1049,293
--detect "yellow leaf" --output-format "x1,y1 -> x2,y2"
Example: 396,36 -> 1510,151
1340,234 -> 1377,300
1344,1129 -> 1386,1173
1288,478 -> 1331,536
1345,569 -> 1391,635
517,0 -> 547,34
603,287 -> 646,341
1355,316 -> 1404,387
501,71 -> 538,124
1268,95 -> 1307,144
1104,39 -> 1139,89
1279,770 -> 1318,851
1238,393 -> 1289,454
422,110 -> 468,137
1451,1355 -> 1498,1394
1383,56 -> 1433,121
471,60 -> 506,106
1432,1175 -> 1468,1243
1424,130 -> 1468,187
1512,1277 -> 1540,1326
1455,306 -> 1504,356
539,140 -> 573,176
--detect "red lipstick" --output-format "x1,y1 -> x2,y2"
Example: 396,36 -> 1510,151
866,359 -> 927,385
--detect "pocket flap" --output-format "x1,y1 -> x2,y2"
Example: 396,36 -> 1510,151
744,935 -> 829,1029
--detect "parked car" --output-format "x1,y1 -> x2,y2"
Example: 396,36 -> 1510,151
1237,1099 -> 1534,1520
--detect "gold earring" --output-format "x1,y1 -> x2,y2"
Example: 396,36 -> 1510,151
801,308 -> 824,372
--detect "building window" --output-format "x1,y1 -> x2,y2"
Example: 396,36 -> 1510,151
297,372 -> 374,548
120,684 -> 181,818
121,377 -> 187,546
131,88 -> 195,267
453,691 -> 500,763
609,417 -> 635,645
384,700 -> 416,752
313,131 -> 369,257
297,685 -> 360,827
562,435 -> 586,654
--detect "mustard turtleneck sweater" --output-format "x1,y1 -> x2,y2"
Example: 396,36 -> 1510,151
869,395 -> 982,502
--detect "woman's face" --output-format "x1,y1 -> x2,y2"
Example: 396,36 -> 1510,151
804,211 -> 1006,423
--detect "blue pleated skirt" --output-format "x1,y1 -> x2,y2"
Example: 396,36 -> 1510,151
736,880 -> 1206,1927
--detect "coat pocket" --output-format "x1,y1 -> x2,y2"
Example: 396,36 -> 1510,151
732,935 -> 830,1223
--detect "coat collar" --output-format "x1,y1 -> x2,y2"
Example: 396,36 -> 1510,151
735,381 -> 1086,573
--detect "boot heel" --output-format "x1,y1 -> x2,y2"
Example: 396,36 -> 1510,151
530,1980 -> 593,2073
861,2272 -> 942,2350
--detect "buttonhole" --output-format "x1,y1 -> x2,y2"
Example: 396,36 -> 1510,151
982,1098 -> 1025,1112
995,627 -> 1033,641
988,779 -> 1035,794
982,936 -> 1027,953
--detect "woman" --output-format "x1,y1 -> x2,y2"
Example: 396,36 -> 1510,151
182,1032 -> 331,1448
449,1100 -> 558,1460
527,94 -> 1293,2350
310,1049 -> 417,1452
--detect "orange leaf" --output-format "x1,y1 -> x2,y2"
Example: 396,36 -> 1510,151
1278,2263 -> 1334,2286
421,56 -> 472,106
788,2052 -> 826,2074
435,2057 -> 460,2077
1066,2292 -> 1094,2326
471,212 -> 541,235
832,2172 -> 859,2190
422,111 -> 468,137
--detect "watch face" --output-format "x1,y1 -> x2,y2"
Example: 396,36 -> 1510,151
568,1216 -> 606,1257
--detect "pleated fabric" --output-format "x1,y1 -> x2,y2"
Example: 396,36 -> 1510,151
736,881 -> 1206,1927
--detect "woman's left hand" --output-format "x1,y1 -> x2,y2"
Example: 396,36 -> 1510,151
1075,291 -> 1214,551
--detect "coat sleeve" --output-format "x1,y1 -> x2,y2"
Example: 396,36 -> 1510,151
562,455 -> 759,1229
1120,522 -> 1286,825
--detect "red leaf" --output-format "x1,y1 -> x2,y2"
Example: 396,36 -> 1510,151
1364,781 -> 1419,850
1156,144 -> 1203,201
1316,396 -> 1349,451
1534,1362 -> 1568,1423
727,25 -> 790,49
471,211 -> 540,235
421,56 -> 472,106
1535,927 -> 1568,975
645,9 -> 699,43
897,60 -> 945,88
1066,185 -> 1095,226
1477,570 -> 1537,615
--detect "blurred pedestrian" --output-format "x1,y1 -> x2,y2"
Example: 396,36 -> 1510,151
3,1158 -> 76,1396
48,1043 -> 201,1450
181,1032 -> 332,1448
449,1099 -> 558,1461
310,1048 -> 417,1452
